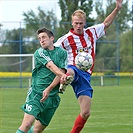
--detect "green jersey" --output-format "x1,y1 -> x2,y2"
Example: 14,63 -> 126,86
31,46 -> 67,96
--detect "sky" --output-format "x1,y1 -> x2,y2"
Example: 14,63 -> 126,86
0,0 -> 132,30
0,0 -> 61,29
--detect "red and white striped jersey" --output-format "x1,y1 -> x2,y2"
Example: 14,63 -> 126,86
54,23 -> 105,74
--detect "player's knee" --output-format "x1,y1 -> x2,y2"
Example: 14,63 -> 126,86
85,112 -> 91,118
67,68 -> 75,77
21,121 -> 32,131
34,126 -> 45,133
33,128 -> 40,133
86,111 -> 91,117
82,111 -> 91,119
33,128 -> 43,133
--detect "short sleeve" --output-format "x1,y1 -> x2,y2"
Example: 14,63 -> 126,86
35,48 -> 51,68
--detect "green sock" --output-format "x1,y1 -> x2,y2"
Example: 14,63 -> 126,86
16,129 -> 25,133
27,126 -> 34,133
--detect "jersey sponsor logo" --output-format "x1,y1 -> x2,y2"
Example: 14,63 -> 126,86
76,46 -> 91,53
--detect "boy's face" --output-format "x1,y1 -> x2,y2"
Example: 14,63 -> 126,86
38,32 -> 54,49
72,16 -> 86,35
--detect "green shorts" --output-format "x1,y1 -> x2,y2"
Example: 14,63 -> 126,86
21,89 -> 60,126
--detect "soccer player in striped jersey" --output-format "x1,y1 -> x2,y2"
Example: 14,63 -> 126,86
54,0 -> 123,132
16,28 -> 68,133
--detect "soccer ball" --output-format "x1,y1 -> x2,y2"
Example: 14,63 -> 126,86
75,52 -> 93,71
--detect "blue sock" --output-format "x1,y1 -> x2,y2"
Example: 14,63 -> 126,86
16,129 -> 25,133
27,126 -> 34,133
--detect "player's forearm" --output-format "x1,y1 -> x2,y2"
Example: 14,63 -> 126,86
46,61 -> 65,77
104,8 -> 120,28
50,65 -> 65,77
47,76 -> 60,91
104,0 -> 123,28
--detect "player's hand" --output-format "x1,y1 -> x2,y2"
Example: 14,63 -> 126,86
116,0 -> 123,10
40,88 -> 50,102
60,74 -> 68,84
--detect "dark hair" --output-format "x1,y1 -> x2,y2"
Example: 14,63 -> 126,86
36,28 -> 54,38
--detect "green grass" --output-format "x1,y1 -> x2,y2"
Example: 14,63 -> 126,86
0,77 -> 132,133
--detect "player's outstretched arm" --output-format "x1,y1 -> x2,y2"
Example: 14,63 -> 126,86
104,0 -> 123,28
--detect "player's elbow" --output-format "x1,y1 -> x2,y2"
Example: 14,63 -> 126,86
46,61 -> 54,69
104,21 -> 113,28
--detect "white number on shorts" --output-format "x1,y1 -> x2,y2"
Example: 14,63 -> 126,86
26,104 -> 32,112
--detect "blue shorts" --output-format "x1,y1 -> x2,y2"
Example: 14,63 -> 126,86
68,65 -> 93,98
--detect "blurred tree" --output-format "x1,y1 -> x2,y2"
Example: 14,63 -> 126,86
119,30 -> 132,71
0,28 -> 28,72
0,28 -> 39,54
1,29 -> 24,54
22,7 -> 58,52
93,0 -> 131,72
23,7 -> 58,36
94,43 -> 118,72
59,0 -> 94,23
0,7 -> 58,55
94,29 -> 132,72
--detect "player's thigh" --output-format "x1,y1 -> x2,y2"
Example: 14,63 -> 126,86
67,67 -> 75,76
78,95 -> 91,112
34,120 -> 46,132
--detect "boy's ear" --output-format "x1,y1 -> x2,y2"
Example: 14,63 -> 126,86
51,36 -> 54,41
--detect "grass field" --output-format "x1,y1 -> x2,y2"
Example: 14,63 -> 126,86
0,77 -> 132,133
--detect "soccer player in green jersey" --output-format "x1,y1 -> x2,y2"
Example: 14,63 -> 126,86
16,28 -> 68,133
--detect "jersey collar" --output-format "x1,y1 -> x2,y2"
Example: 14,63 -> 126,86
70,28 -> 84,37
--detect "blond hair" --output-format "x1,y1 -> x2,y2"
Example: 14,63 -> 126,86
72,9 -> 86,20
